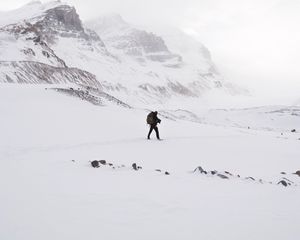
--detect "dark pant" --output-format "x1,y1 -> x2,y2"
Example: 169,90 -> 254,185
148,124 -> 160,139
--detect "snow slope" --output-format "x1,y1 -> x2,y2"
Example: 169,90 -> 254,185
0,84 -> 299,240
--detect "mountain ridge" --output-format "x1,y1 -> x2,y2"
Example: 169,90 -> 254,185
0,1 -> 246,108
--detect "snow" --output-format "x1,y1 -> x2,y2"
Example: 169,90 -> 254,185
0,1 -> 65,27
0,84 -> 299,240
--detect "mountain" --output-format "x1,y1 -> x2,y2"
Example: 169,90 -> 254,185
0,1 -> 244,108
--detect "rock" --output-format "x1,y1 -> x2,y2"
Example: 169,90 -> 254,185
91,160 -> 99,168
99,160 -> 106,165
108,163 -> 113,166
211,170 -> 217,175
132,163 -> 138,170
294,170 -> 300,177
283,177 -> 294,184
165,171 -> 170,175
71,159 -> 75,162
278,180 -> 288,187
225,171 -> 233,176
291,129 -> 296,133
155,169 -> 161,172
280,172 -> 286,175
246,177 -> 255,181
217,174 -> 229,179
138,166 -> 142,170
193,166 -> 205,174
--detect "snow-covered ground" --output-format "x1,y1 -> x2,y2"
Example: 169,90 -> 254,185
0,84 -> 299,240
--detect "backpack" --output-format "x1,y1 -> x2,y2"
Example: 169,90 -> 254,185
146,112 -> 155,124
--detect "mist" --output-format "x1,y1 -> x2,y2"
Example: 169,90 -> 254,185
1,0 -> 299,105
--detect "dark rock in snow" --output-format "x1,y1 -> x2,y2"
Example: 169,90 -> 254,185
211,170 -> 217,175
246,177 -> 255,181
155,169 -> 162,172
225,171 -> 233,176
283,177 -> 294,184
217,174 -> 229,179
91,160 -> 100,168
280,172 -> 286,175
99,160 -> 106,165
165,171 -> 170,175
193,166 -> 206,174
278,180 -> 288,187
291,129 -> 296,133
294,170 -> 300,177
108,163 -> 113,166
132,163 -> 138,170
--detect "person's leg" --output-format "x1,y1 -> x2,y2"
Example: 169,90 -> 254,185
148,125 -> 154,139
154,126 -> 160,139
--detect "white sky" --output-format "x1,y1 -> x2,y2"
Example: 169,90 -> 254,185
1,0 -> 300,104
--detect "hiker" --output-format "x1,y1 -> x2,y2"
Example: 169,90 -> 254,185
147,111 -> 161,140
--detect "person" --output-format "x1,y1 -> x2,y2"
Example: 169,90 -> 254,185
147,111 -> 161,140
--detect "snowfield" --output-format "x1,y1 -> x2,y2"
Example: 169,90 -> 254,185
0,84 -> 299,240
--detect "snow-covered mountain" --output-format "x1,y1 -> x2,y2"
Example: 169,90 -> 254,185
0,1 -> 244,107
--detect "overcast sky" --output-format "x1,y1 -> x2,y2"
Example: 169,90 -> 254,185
1,0 -> 300,104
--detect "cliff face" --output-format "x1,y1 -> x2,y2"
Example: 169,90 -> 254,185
0,61 -> 100,87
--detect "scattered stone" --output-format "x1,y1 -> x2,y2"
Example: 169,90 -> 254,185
91,160 -> 100,168
291,129 -> 296,133
246,177 -> 255,181
132,163 -> 138,171
283,177 -> 294,184
108,163 -> 113,166
211,170 -> 217,175
121,165 -> 126,168
225,171 -> 233,176
155,169 -> 162,172
294,170 -> 300,177
278,180 -> 288,187
71,160 -> 75,162
280,172 -> 286,175
138,166 -> 142,170
165,171 -> 170,175
281,133 -> 283,136
99,160 -> 106,165
193,166 -> 206,174
217,174 -> 229,179
237,175 -> 240,178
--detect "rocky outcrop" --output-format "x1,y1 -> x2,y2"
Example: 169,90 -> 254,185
0,61 -> 100,87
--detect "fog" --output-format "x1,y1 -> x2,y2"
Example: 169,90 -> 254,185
1,0 -> 300,104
